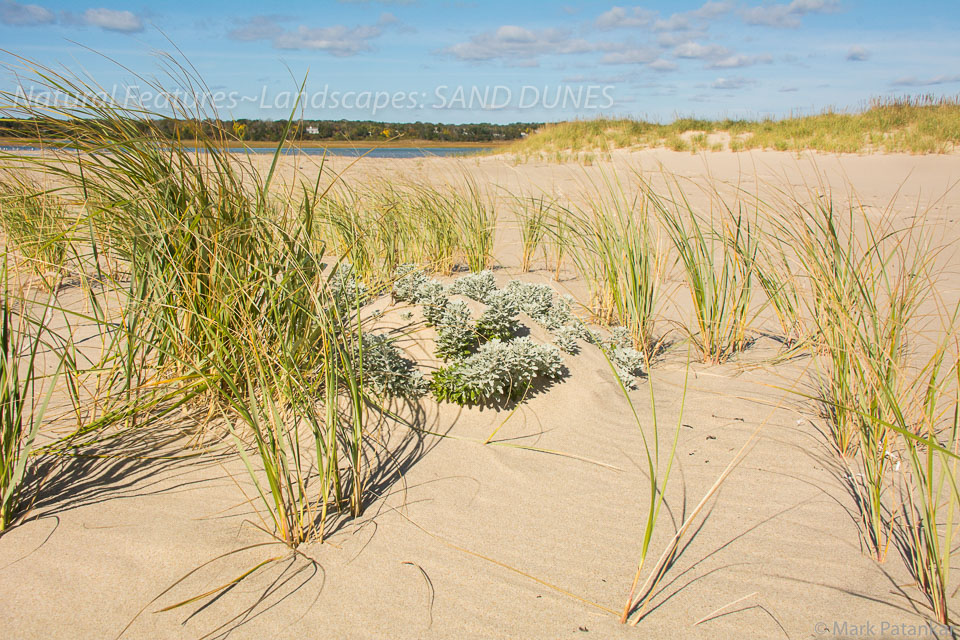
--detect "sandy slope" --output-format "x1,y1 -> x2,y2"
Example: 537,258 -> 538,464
2,148 -> 959,639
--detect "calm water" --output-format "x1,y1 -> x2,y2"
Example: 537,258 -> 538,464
1,145 -> 493,158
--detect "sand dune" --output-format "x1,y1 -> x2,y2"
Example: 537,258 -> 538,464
2,148 -> 959,639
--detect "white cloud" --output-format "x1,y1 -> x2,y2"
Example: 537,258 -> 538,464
83,8 -> 143,32
657,1 -> 733,32
505,58 -> 540,68
442,25 -> 594,62
228,15 -> 286,41
711,76 -> 756,90
0,0 -> 53,25
846,45 -> 869,61
562,73 -> 629,83
648,58 -> 678,72
229,13 -> 398,56
653,14 -> 691,31
2,2 -> 147,33
595,6 -> 655,29
596,2 -> 732,32
742,0 -> 838,28
891,74 -> 960,87
274,25 -> 381,54
674,41 -> 730,59
658,30 -> 702,47
600,47 -> 658,65
708,53 -> 772,68
689,1 -> 734,19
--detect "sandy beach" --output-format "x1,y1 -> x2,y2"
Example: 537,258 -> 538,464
1,147 -> 958,639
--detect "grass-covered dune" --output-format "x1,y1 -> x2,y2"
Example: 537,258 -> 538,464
3,55 -> 960,637
506,96 -> 960,155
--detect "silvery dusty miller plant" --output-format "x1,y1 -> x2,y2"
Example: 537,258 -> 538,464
502,280 -> 556,324
435,300 -> 475,359
358,333 -> 428,399
604,327 -> 645,388
475,290 -> 520,341
450,270 -> 497,303
553,325 -> 583,354
392,265 -> 449,326
329,263 -> 370,309
392,264 -> 428,302
432,337 -> 565,405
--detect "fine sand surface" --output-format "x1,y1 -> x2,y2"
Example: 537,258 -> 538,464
2,148 -> 959,639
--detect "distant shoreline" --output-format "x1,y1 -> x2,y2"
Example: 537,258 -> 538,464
0,137 -> 511,149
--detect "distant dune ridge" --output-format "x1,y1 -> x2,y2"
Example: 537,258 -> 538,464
506,96 -> 960,155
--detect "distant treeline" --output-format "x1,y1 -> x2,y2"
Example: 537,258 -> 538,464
0,118 -> 540,143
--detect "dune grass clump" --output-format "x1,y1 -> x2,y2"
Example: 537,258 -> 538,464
755,233 -> 808,345
0,55 -> 406,547
765,180 -> 960,606
653,181 -> 759,364
316,182 -> 418,282
0,259 -> 61,532
451,178 -> 496,273
766,187 -> 935,559
880,332 -> 960,624
786,199 -> 867,456
513,193 -> 554,272
313,176 -> 497,284
0,176 -> 69,286
565,171 -> 663,357
408,184 -> 461,274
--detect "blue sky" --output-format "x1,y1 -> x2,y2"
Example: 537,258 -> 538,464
1,0 -> 958,124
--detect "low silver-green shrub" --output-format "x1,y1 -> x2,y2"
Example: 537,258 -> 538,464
329,263 -> 370,308
475,290 -> 520,341
553,325 -> 583,354
392,266 -> 449,327
435,300 -> 475,358
392,264 -> 428,302
450,270 -> 497,303
432,337 -> 565,405
359,333 -> 428,399
543,295 -> 578,330
502,280 -> 581,330
610,347 -> 645,388
605,328 -> 645,388
418,281 -> 450,326
502,280 -> 555,323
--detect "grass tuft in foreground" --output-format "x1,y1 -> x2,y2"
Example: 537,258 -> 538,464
0,258 -> 61,532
